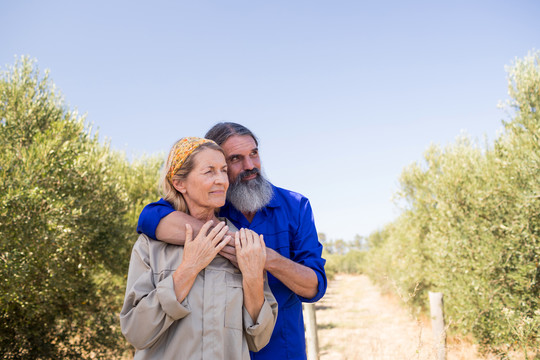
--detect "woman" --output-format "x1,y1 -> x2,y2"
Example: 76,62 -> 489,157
120,137 -> 278,359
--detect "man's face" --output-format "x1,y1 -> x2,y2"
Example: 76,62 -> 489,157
220,135 -> 261,184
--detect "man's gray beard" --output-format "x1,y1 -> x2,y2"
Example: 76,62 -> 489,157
226,171 -> 273,213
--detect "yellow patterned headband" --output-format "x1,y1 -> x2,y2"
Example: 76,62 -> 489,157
166,137 -> 216,181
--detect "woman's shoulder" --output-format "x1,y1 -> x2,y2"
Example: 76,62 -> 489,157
134,233 -> 160,247
132,233 -> 182,254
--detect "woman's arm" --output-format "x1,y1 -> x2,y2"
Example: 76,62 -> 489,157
171,222 -> 230,301
235,229 -> 266,321
244,276 -> 278,352
120,236 -> 191,350
235,229 -> 278,351
120,222 -> 230,350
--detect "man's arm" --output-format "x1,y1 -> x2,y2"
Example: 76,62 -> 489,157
156,212 -> 237,263
155,211 -> 204,245
137,198 -> 210,244
138,199 -> 237,260
267,195 -> 327,302
265,249 -> 318,299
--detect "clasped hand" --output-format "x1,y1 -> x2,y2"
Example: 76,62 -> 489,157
182,221 -> 266,278
234,228 -> 266,279
182,220 -> 231,271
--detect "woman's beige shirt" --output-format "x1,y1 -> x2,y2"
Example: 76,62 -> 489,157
120,220 -> 278,360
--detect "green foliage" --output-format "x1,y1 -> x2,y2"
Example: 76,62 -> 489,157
0,57 -> 162,359
364,50 -> 540,353
125,155 -> 163,224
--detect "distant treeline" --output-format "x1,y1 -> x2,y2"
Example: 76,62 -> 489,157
318,233 -> 366,279
361,51 -> 539,355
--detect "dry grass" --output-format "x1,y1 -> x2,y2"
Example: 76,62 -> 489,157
311,274 -> 530,360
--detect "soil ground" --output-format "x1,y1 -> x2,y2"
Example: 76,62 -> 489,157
310,274 -> 526,360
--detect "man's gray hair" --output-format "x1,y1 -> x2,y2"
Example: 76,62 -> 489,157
204,122 -> 259,146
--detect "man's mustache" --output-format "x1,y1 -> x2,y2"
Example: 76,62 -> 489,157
239,168 -> 260,181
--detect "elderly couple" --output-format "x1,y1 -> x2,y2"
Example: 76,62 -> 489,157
120,122 -> 327,360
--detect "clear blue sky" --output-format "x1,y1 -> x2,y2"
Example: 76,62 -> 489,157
2,1 -> 539,241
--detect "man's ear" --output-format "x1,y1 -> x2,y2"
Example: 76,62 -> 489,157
172,179 -> 187,194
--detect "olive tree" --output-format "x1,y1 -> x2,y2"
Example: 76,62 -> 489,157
0,57 -> 160,359
364,50 -> 539,353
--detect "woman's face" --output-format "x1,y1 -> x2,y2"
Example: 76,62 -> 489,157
174,148 -> 229,213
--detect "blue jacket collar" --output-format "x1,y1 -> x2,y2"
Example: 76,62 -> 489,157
265,183 -> 280,208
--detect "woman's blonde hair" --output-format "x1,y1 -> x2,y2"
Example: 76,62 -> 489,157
160,140 -> 225,213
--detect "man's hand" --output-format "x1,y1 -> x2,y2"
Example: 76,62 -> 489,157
219,232 -> 238,267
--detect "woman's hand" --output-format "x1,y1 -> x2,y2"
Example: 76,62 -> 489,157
172,220 -> 230,302
235,229 -> 266,280
235,228 -> 266,321
182,220 -> 231,271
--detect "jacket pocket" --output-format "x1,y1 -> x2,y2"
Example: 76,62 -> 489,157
263,231 -> 290,258
224,272 -> 243,330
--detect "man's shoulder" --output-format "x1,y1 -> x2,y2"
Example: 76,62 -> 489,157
270,184 -> 310,208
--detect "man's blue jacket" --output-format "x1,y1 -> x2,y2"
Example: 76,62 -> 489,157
137,183 -> 327,360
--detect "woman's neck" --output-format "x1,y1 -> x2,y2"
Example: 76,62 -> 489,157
189,207 -> 219,223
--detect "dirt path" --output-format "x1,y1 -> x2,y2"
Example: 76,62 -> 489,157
312,274 -> 500,360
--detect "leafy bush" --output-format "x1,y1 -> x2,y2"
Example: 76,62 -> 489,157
364,50 -> 540,353
0,57 -> 162,359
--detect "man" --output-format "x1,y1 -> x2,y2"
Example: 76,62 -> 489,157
137,122 -> 327,359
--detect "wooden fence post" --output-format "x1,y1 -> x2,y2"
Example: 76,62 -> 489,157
429,292 -> 446,360
303,303 -> 319,360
